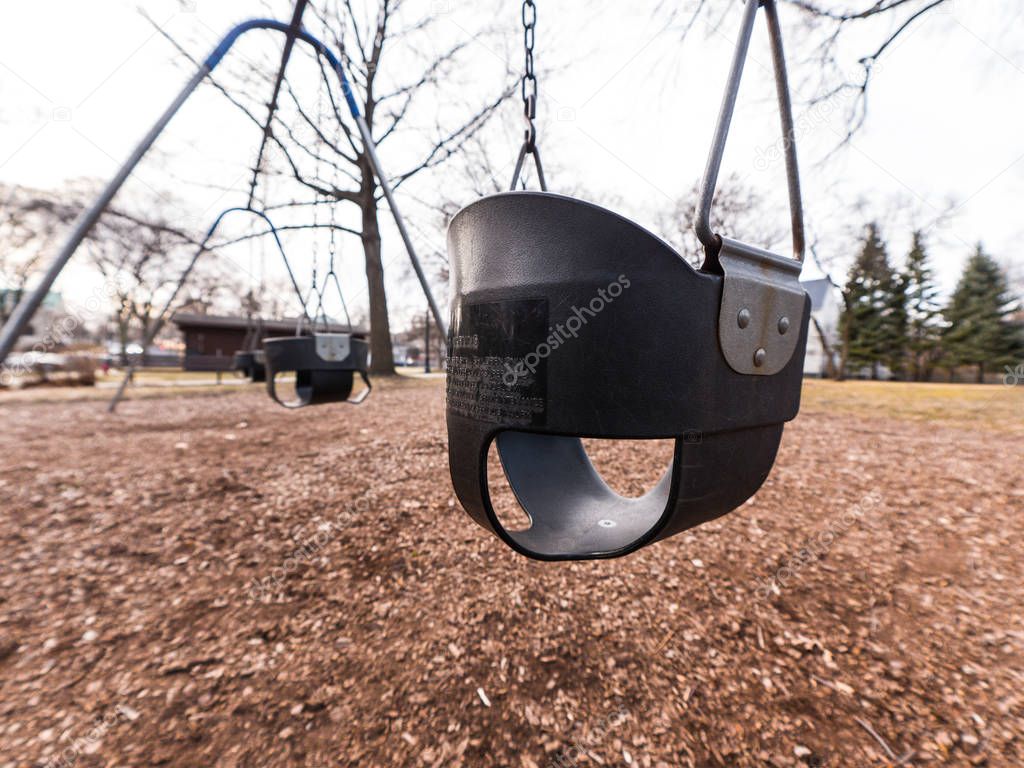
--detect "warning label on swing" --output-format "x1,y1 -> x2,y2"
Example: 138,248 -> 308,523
446,299 -> 548,427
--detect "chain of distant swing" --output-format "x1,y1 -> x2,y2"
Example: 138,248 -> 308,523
318,6 -> 352,331
307,71 -> 326,333
325,184 -> 353,330
333,6 -> 358,331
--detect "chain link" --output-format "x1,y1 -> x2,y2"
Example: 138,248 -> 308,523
521,0 -> 538,148
327,193 -> 337,267
509,0 -> 547,191
311,66 -> 324,286
311,62 -> 326,329
324,7 -> 351,330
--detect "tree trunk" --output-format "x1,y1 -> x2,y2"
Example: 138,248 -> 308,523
871,360 -> 879,380
976,363 -> 984,384
837,326 -> 849,381
118,319 -> 130,367
0,287 -> 21,327
360,189 -> 395,376
140,316 -> 151,368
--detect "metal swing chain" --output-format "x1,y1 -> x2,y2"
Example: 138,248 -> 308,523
510,0 -> 547,191
310,70 -> 331,333
322,7 -> 353,333
325,200 -> 354,330
309,190 -> 327,333
522,0 -> 538,150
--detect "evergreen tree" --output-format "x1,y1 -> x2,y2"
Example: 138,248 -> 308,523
942,244 -> 1020,382
840,223 -> 902,379
901,231 -> 941,380
885,269 -> 909,378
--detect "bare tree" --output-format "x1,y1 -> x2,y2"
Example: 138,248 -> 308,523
657,174 -> 787,267
175,266 -> 244,318
662,0 -> 989,147
151,0 -> 516,374
1,177 -> 233,363
785,0 -> 955,145
84,207 -> 197,364
0,184 -> 77,325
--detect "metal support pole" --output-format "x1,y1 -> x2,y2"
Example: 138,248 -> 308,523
694,0 -> 758,253
354,116 -> 449,341
0,18 -> 361,368
0,64 -> 210,365
763,0 -> 805,263
693,0 -> 804,263
247,0 -> 308,208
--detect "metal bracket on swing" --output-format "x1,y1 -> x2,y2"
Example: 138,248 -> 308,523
695,0 -> 807,376
315,333 -> 352,362
509,90 -> 546,192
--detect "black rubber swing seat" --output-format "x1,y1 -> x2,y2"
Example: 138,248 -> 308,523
232,350 -> 266,382
445,0 -> 808,560
445,192 -> 810,560
231,350 -> 252,374
262,332 -> 370,408
250,350 -> 267,383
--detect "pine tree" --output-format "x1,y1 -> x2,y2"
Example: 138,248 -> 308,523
902,231 -> 941,380
943,244 -> 1020,383
885,270 -> 908,378
840,223 -> 902,379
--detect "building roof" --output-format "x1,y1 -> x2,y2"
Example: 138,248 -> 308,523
800,278 -> 836,313
171,313 -> 367,336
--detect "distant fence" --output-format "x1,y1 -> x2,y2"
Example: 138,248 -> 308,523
182,353 -> 236,373
109,352 -> 183,369
808,368 -> 1014,385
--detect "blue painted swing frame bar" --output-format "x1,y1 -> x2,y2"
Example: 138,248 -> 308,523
0,18 -> 448,368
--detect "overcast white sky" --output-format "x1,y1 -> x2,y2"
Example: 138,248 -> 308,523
0,0 -> 1021,327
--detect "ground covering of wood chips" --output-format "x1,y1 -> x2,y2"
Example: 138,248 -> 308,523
0,379 -> 1021,767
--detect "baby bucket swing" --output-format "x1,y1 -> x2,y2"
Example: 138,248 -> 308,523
260,87 -> 372,410
445,0 -> 810,560
0,13 -> 450,415
233,268 -> 268,383
262,28 -> 452,409
261,237 -> 372,408
232,317 -> 267,383
233,237 -> 269,383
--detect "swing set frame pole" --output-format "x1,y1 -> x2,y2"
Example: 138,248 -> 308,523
0,63 -> 209,367
107,3 -> 310,414
1,17 -> 442,367
354,115 -> 449,341
0,20 -> 309,367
